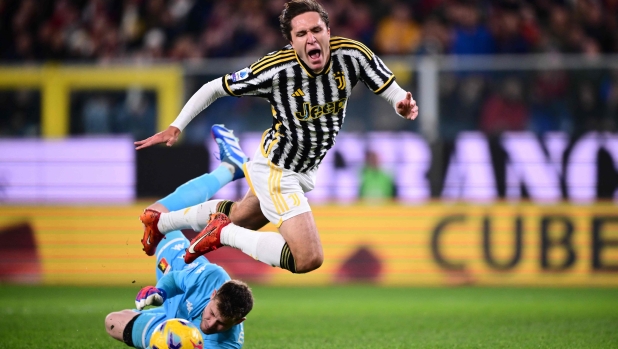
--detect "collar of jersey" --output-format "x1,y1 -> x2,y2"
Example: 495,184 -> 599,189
295,50 -> 332,78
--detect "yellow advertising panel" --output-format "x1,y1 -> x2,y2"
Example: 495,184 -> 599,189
0,203 -> 616,286
0,65 -> 181,137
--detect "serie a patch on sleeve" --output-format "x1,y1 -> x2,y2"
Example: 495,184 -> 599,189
231,67 -> 251,82
158,258 -> 170,274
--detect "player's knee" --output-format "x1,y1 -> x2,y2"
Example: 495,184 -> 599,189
295,256 -> 323,273
294,249 -> 324,274
104,312 -> 121,339
281,241 -> 323,274
105,310 -> 138,343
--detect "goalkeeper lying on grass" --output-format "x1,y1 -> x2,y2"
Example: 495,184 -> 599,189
105,125 -> 253,349
104,229 -> 253,349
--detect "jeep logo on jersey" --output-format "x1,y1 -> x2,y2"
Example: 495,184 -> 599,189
294,98 -> 347,121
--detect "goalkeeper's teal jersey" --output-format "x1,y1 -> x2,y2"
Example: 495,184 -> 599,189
153,231 -> 245,348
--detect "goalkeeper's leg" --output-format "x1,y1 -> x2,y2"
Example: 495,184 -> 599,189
104,309 -> 166,349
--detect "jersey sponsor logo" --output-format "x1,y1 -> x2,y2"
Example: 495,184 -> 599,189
231,67 -> 251,82
334,71 -> 346,90
294,98 -> 347,121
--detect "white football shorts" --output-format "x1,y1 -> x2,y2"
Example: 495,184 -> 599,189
243,147 -> 315,227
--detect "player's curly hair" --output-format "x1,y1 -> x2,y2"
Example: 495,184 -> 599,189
279,0 -> 330,42
213,280 -> 254,321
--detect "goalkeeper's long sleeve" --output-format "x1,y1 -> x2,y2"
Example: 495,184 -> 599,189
155,271 -> 185,299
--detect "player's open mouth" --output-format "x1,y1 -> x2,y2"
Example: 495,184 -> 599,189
308,49 -> 321,61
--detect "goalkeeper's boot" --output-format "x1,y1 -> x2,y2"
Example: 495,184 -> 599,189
140,209 -> 165,256
184,213 -> 230,263
211,124 -> 247,181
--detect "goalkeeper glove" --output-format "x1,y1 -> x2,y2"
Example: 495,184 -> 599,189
135,286 -> 167,310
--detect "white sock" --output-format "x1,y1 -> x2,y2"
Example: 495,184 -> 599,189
157,200 -> 222,233
221,223 -> 285,267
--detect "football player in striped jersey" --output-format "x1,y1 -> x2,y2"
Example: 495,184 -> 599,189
135,0 -> 419,274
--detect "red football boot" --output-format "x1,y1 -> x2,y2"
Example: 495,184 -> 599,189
184,213 -> 231,263
140,209 -> 165,256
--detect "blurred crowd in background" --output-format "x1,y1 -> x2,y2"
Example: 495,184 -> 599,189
2,0 -> 617,61
0,0 -> 617,140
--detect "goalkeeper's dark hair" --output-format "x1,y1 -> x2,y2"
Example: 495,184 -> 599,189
213,280 -> 253,321
279,0 -> 329,42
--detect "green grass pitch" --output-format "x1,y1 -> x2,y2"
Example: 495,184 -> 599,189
0,285 -> 616,348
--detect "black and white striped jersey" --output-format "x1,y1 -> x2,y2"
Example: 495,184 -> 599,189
222,36 -> 396,173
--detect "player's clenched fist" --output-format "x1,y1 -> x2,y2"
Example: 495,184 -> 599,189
135,286 -> 167,310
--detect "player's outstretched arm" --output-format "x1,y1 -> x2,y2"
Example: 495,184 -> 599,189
396,92 -> 419,120
134,126 -> 181,150
134,77 -> 228,150
134,78 -> 228,150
